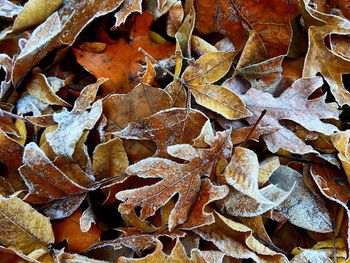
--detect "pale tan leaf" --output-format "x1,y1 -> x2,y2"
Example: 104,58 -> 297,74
258,156 -> 280,185
103,83 -> 173,133
0,195 -> 54,254
0,0 -> 23,19
269,166 -> 333,233
166,1 -> 184,37
223,147 -> 271,204
93,137 -> 129,180
189,84 -> 251,120
182,51 -> 236,85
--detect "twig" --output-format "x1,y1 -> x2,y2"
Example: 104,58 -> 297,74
239,109 -> 267,147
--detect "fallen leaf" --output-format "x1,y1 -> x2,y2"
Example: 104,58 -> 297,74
301,0 -> 350,106
74,12 -> 175,94
0,0 -> 23,19
93,137 -> 129,180
238,76 -> 340,154
118,238 -> 206,262
53,209 -> 101,253
269,165 -> 333,233
12,0 -> 64,33
0,195 -> 54,254
113,0 -> 142,28
114,108 -> 208,158
46,79 -> 104,158
116,129 -> 232,230
19,142 -> 91,219
12,0 -> 124,86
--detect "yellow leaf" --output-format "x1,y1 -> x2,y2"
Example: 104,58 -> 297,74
13,0 -> 64,32
189,84 -> 251,120
182,51 -> 236,85
93,138 -> 129,180
0,195 -> 54,254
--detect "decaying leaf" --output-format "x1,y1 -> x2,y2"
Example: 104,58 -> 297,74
0,195 -> 54,254
114,108 -> 208,158
118,238 -> 206,262
238,76 -> 340,154
74,12 -> 175,94
46,79 -> 104,158
116,129 -> 232,230
19,142 -> 91,219
269,165 -> 333,233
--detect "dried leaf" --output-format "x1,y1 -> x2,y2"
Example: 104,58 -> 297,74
0,0 -> 23,19
19,142 -> 90,219
194,212 -> 288,262
74,12 -> 175,94
116,130 -> 232,230
46,79 -> 104,158
239,76 -> 340,154
166,1 -> 184,37
93,138 -> 129,180
114,108 -> 208,158
269,165 -> 333,233
12,0 -> 124,86
113,0 -> 142,28
13,0 -> 64,33
53,210 -> 101,253
0,195 -> 54,254
102,83 -> 173,133
118,239 -> 206,262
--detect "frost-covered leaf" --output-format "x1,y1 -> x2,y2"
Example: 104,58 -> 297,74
239,77 -> 340,154
46,79 -> 104,158
269,165 -> 333,233
12,0 -> 123,86
116,130 -> 232,230
194,212 -> 288,262
114,108 -> 208,158
19,143 -> 92,219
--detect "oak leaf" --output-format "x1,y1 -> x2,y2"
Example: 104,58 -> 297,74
46,79 -> 104,158
118,238 -> 206,263
116,129 -> 232,230
194,0 -> 299,61
0,195 -> 54,254
237,76 -> 340,154
74,12 -> 175,94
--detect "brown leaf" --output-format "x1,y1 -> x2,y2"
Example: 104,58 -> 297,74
12,0 -> 123,86
301,0 -> 350,106
195,0 -> 299,61
113,0 -> 142,28
118,238 -> 206,262
194,212 -> 288,262
19,142 -> 91,219
116,129 -> 232,230
102,83 -> 173,133
53,209 -> 101,253
114,108 -> 208,158
93,137 -> 129,180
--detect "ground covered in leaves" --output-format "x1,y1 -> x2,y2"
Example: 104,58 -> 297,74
2,0 -> 350,262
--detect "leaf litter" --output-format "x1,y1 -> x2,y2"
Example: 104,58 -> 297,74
0,0 -> 350,262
